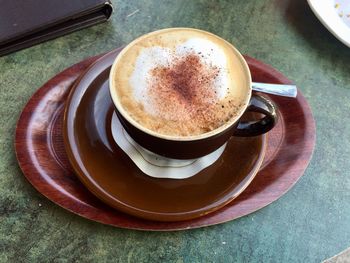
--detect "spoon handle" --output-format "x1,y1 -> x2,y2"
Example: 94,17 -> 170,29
252,82 -> 297,98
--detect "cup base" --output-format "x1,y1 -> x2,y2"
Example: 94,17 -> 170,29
111,113 -> 226,179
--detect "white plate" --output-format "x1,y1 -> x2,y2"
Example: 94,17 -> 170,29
307,0 -> 350,47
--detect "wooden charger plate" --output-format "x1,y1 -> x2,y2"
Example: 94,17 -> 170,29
15,49 -> 316,230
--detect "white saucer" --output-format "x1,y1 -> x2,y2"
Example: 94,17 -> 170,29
308,0 -> 350,47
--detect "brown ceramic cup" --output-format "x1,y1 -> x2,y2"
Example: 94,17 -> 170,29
109,28 -> 277,159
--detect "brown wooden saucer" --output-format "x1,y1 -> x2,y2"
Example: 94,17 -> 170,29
63,49 -> 266,222
15,48 -> 316,230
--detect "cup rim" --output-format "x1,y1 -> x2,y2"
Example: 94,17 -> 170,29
109,27 -> 252,142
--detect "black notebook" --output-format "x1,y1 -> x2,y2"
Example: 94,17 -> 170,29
0,0 -> 113,56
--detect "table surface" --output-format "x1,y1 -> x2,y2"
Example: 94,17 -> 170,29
1,0 -> 350,262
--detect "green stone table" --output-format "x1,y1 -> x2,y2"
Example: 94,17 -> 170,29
1,0 -> 349,262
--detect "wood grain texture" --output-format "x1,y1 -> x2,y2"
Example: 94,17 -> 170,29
15,51 -> 316,231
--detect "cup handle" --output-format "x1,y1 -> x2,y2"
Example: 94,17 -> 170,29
233,94 -> 277,137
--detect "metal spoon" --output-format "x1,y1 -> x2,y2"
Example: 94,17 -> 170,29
252,82 -> 297,98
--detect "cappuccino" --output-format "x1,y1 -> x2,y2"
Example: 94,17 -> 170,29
111,28 -> 250,137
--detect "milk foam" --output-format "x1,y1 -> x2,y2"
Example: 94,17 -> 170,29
129,38 -> 230,117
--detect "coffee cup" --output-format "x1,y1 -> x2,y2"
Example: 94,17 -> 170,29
109,28 -> 277,159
